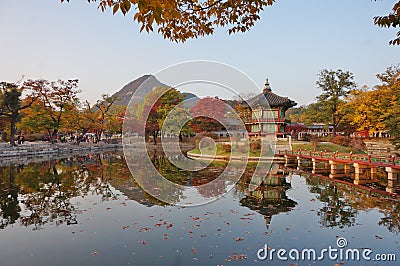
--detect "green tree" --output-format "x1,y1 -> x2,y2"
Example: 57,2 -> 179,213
286,106 -> 307,123
0,82 -> 36,146
161,106 -> 193,137
142,87 -> 184,144
310,69 -> 356,135
105,105 -> 126,135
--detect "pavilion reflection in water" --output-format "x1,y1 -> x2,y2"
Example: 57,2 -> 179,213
239,170 -> 297,228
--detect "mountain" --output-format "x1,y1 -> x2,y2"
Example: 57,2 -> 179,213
112,74 -> 168,106
112,75 -> 198,107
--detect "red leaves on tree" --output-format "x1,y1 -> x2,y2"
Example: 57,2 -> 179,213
190,97 -> 226,133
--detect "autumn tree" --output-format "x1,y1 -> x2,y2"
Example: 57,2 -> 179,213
71,100 -> 100,136
344,88 -> 384,133
61,0 -> 273,42
0,82 -> 36,146
231,100 -> 251,121
61,1 -> 400,44
190,96 -> 226,133
310,69 -> 356,135
93,94 -> 118,141
376,65 -> 400,147
374,1 -> 400,45
21,79 -> 80,143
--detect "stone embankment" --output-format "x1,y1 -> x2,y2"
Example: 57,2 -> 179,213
0,142 -> 122,166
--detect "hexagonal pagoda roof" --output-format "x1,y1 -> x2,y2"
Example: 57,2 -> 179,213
247,79 -> 297,110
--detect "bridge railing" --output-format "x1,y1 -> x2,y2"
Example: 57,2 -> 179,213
278,150 -> 400,166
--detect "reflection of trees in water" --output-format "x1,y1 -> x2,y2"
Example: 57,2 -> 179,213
0,152 -> 127,230
306,175 -> 400,234
378,202 -> 400,234
307,177 -> 357,228
238,172 -> 297,229
147,149 -> 230,200
0,165 -> 21,229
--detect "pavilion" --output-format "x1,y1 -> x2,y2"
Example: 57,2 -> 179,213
245,79 -> 297,138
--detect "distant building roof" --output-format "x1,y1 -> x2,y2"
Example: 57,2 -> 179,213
247,79 -> 297,110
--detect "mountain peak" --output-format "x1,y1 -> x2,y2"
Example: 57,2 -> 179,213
112,74 -> 168,106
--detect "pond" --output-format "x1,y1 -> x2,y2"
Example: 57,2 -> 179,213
0,149 -> 399,265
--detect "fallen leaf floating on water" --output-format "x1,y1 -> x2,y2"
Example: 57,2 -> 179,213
106,207 -> 112,210
122,226 -> 129,229
139,227 -> 152,232
234,237 -> 245,242
225,253 -> 247,262
166,224 -> 174,229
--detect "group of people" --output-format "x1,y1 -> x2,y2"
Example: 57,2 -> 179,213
17,134 -> 25,144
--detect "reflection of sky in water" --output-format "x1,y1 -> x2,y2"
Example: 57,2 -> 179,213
0,154 -> 398,265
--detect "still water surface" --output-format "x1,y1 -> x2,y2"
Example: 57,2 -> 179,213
0,150 -> 399,265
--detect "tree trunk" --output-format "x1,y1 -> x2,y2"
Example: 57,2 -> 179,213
9,116 -> 17,147
50,129 -> 58,144
153,131 -> 157,145
332,114 -> 337,136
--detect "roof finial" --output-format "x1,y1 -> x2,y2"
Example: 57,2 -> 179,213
263,78 -> 272,93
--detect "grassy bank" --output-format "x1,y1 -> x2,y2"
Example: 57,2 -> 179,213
189,141 -> 365,157
291,141 -> 365,154
189,145 -> 264,157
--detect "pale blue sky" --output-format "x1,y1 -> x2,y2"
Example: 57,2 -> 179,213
0,0 -> 398,105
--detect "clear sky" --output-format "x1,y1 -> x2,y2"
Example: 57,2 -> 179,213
0,0 -> 398,106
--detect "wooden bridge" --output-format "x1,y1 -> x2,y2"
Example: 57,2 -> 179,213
276,150 -> 400,193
